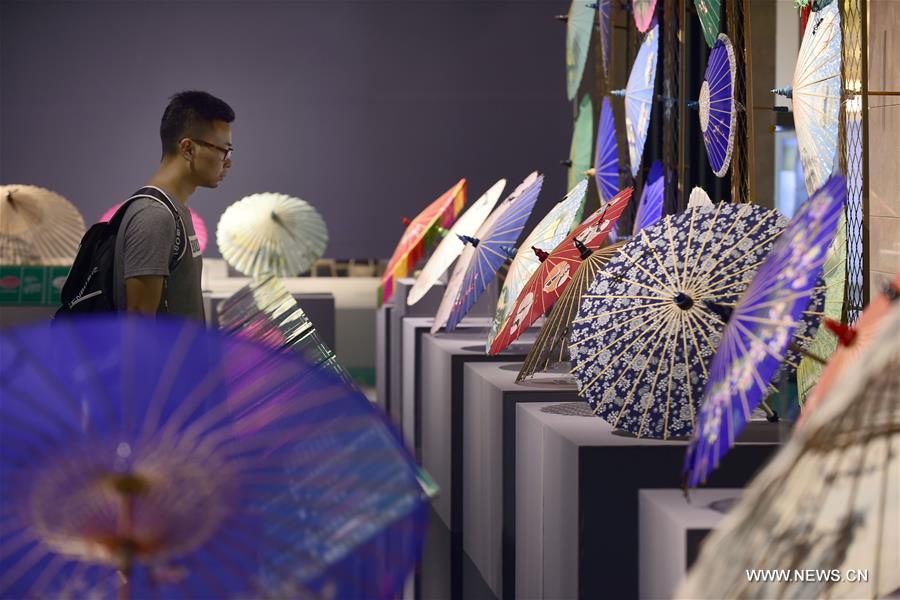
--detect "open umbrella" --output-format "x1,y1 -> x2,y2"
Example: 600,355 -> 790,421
773,0 -> 841,195
485,179 -> 587,350
632,160 -> 665,235
101,202 -> 208,254
566,95 -> 595,199
517,241 -> 625,381
0,184 -> 85,265
0,314 -> 428,599
632,0 -> 658,33
217,192 -> 329,279
431,173 -> 544,334
407,179 -> 505,306
589,97 -> 621,204
569,202 -> 790,439
700,34 -> 737,178
597,0 -> 612,81
694,0 -> 722,48
677,305 -> 900,600
612,24 -> 659,177
688,186 -> 714,209
564,0 -> 597,101
379,179 -> 467,305
489,187 -> 633,355
685,174 -> 846,487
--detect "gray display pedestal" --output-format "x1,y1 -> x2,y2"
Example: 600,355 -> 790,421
638,489 -> 738,600
203,291 -> 337,351
375,303 -> 392,412
515,402 -> 781,600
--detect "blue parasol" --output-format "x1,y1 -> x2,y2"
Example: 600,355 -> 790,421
0,315 -> 427,599
593,96 -> 621,204
684,174 -> 846,487
700,34 -> 737,177
632,159 -> 665,235
612,24 -> 659,178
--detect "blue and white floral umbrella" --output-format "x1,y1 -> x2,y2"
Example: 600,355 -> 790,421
684,174 -> 845,487
632,160 -> 665,235
569,202 -> 790,439
612,24 -> 659,177
699,34 -> 737,178
592,96 -> 621,204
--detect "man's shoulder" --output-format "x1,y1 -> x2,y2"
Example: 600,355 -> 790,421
122,197 -> 176,227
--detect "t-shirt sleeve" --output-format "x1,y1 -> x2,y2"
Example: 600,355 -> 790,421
122,203 -> 176,279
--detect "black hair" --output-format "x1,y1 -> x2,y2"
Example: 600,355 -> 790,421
160,90 -> 235,157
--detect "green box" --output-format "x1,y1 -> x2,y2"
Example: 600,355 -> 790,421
0,265 -> 71,305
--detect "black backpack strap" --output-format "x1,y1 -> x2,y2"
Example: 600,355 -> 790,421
120,186 -> 188,271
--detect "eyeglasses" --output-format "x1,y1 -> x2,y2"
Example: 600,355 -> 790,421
190,138 -> 233,161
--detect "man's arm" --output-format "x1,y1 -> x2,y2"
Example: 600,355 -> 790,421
125,275 -> 164,314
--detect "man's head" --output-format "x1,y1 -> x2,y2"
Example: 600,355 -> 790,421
160,91 -> 234,187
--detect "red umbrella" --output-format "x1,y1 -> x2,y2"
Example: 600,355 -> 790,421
488,187 -> 633,355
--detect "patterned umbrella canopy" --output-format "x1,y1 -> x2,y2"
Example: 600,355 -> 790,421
101,203 -> 208,253
591,97 -> 621,204
489,187 -> 633,355
569,202 -> 790,439
567,95 -> 595,200
632,0 -> 658,33
597,0 -> 612,81
677,304 -> 900,600
407,179 -> 505,306
485,179 -> 587,350
517,241 -> 625,381
431,173 -> 544,334
217,192 -> 329,279
632,160 -> 665,235
700,34 -> 737,178
379,179 -> 467,305
612,24 -> 659,177
565,0 -> 597,100
685,174 -> 846,487
0,184 -> 85,265
694,0 -> 722,48
773,0 -> 841,195
0,315 -> 427,599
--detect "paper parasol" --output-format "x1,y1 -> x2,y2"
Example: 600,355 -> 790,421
217,192 -> 328,279
685,174 -> 846,487
693,0 -> 722,48
773,0 -> 841,195
567,95 -> 595,200
598,0 -> 612,81
0,315 -> 427,599
485,179 -> 587,350
565,0 -> 597,101
632,0 -> 658,33
379,179 -> 467,305
632,160 -> 665,235
101,202 -> 208,253
0,184 -> 85,265
612,24 -> 659,177
407,179 -> 505,306
569,202 -> 790,439
699,34 -> 737,178
677,304 -> 900,599
688,186 -> 714,209
489,187 -> 633,355
591,96 -> 621,204
431,173 -> 544,334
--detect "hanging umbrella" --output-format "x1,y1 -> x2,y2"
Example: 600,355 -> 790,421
0,314 -> 428,600
101,202 -> 208,253
431,173 -> 544,334
772,0 -> 841,195
632,0 -> 658,33
407,179 -> 505,306
489,187 -> 633,355
0,184 -> 85,265
485,179 -> 588,350
796,216 -> 846,405
688,186 -> 714,209
612,24 -> 659,177
685,174 -> 846,487
217,192 -> 329,279
694,0 -> 722,48
700,34 -> 737,178
566,95 -> 594,200
677,305 -> 900,600
569,202 -> 791,439
588,96 -> 621,204
598,0 -> 612,81
379,180 -> 467,305
799,272 -> 900,426
632,160 -> 665,235
564,0 -> 597,101
517,241 -> 626,381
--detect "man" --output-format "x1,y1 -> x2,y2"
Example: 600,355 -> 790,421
114,90 -> 234,320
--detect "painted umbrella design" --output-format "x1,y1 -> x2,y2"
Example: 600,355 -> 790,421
0,315 -> 428,599
489,187 -> 633,355
407,179 -> 506,306
632,159 -> 665,235
567,95 -> 595,202
485,179 -> 587,351
699,34 -> 737,178
431,173 -> 544,334
101,202 -> 208,253
379,179 -> 467,305
569,202 -> 792,439
612,24 -> 659,178
677,305 -> 900,600
773,0 -> 841,195
685,174 -> 846,487
632,0 -> 658,33
0,184 -> 85,265
590,97 -> 621,205
217,192 -> 329,279
694,0 -> 722,48
565,0 -> 597,101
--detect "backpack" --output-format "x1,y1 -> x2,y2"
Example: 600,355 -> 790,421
55,186 -> 187,316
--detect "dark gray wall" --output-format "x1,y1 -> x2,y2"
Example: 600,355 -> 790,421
1,0 -> 573,259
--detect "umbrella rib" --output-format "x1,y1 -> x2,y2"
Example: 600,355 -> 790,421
570,302 -> 670,350
693,217 -> 781,286
685,202 -> 727,284
571,299 -> 670,326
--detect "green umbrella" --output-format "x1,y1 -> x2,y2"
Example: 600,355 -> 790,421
694,0 -> 722,48
567,94 -> 594,219
565,0 -> 597,101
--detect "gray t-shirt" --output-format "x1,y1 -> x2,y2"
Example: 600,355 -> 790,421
113,189 -> 205,321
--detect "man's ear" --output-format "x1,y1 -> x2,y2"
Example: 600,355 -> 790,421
178,138 -> 194,161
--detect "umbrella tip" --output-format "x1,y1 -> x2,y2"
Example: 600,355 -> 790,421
823,318 -> 857,347
610,89 -> 625,97
584,168 -> 596,177
771,86 -> 793,99
554,14 -> 568,22
574,238 -> 592,260
401,217 -> 411,227
560,159 -> 573,168
703,300 -> 733,323
457,234 -> 479,247
673,292 -> 694,310
532,246 -> 550,262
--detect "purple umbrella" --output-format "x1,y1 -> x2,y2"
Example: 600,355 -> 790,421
632,159 -> 665,235
699,34 -> 737,177
593,96 -> 621,205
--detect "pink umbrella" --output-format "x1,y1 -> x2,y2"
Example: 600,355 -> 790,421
100,202 -> 208,253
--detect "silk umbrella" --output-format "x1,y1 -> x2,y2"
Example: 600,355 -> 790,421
632,160 -> 664,235
565,0 -> 597,101
612,24 -> 659,177
700,34 -> 737,178
567,95 -> 595,200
